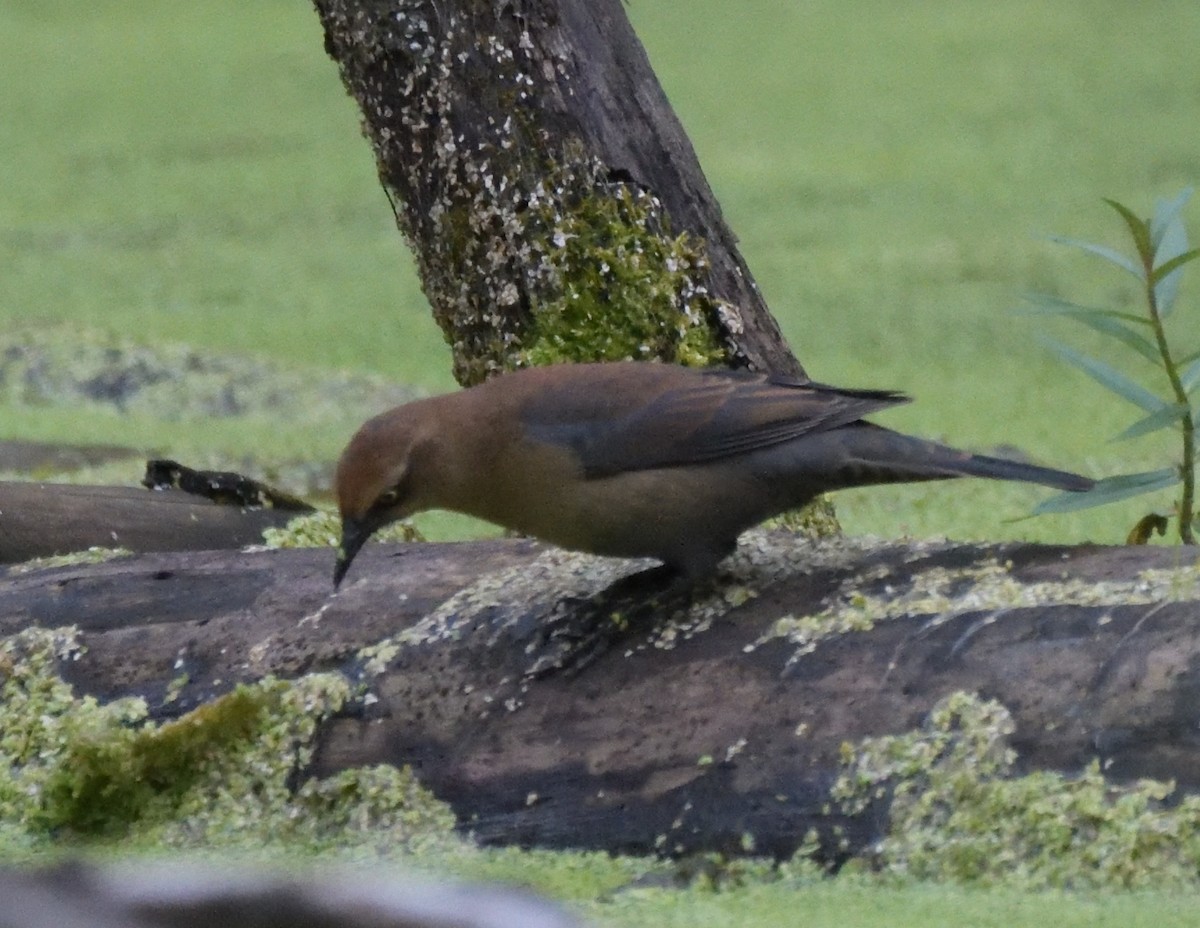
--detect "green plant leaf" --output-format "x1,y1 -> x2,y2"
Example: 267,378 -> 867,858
1040,336 -> 1167,413
1150,187 -> 1193,251
1047,235 -> 1143,280
1150,247 -> 1200,285
1113,402 -> 1191,441
1103,198 -> 1153,264
1181,357 -> 1200,395
1080,317 -> 1162,365
1020,292 -> 1151,326
1032,468 -> 1180,514
1152,212 -> 1191,316
1022,298 -> 1160,364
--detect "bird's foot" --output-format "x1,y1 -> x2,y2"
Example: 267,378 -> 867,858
523,565 -> 690,679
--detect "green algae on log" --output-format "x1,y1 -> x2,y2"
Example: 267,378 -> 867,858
3,533 -> 1200,872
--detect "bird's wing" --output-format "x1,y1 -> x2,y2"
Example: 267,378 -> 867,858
520,367 -> 910,478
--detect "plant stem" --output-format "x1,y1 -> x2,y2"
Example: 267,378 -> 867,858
1142,258 -> 1196,543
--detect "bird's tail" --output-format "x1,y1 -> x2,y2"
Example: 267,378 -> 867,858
795,422 -> 1094,493
936,446 -> 1093,491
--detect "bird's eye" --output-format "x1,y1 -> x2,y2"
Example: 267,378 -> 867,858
371,468 -> 409,513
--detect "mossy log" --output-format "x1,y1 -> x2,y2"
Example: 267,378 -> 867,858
0,482 -> 302,564
3,533 -> 1198,860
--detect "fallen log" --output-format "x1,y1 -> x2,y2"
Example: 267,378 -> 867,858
2,533 -> 1197,859
0,482 -> 305,563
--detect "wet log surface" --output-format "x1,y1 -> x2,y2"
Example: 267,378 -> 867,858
2,534 -> 1198,859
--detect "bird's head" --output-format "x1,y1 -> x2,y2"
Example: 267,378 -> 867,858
333,412 -> 426,589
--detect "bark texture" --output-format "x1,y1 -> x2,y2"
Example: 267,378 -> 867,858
314,0 -> 803,382
4,533 -> 1198,860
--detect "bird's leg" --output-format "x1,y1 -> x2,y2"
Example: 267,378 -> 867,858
523,564 -> 697,679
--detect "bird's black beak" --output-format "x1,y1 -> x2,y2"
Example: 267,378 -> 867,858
333,517 -> 371,590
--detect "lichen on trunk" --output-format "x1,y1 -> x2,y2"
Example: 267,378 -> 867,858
315,0 -> 802,383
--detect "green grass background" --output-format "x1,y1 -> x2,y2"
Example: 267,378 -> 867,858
4,1 -> 1199,543
4,1 -> 1200,919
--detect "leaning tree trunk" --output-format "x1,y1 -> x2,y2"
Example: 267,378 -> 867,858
313,0 -> 804,385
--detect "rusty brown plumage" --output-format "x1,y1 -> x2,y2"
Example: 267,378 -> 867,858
333,362 -> 1092,588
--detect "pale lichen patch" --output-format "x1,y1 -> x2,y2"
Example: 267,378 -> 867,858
0,627 -> 455,851
349,530 -> 888,690
753,544 -> 1200,665
10,546 -> 133,573
353,546 -> 648,682
832,691 -> 1200,889
260,510 -> 422,549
